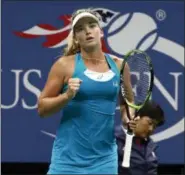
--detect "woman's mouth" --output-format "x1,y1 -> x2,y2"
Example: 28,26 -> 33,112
86,37 -> 94,41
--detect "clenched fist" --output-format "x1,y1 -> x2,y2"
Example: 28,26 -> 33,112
66,78 -> 82,99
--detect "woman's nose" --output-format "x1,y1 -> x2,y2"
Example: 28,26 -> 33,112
84,26 -> 91,34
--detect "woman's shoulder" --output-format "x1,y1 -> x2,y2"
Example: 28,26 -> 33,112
106,53 -> 123,70
50,55 -> 76,76
57,54 -> 75,65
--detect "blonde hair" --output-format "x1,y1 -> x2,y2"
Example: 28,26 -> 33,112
63,8 -> 101,56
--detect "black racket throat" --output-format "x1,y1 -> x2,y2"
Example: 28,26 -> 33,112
127,125 -> 133,135
125,103 -> 138,134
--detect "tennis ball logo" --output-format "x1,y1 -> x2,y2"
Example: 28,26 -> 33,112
107,13 -> 158,55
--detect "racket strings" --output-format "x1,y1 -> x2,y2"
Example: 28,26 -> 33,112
122,52 -> 151,105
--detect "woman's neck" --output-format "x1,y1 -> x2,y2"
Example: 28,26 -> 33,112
80,48 -> 105,61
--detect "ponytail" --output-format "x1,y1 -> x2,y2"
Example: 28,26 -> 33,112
63,31 -> 80,56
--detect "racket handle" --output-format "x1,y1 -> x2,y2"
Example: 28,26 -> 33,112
122,133 -> 134,168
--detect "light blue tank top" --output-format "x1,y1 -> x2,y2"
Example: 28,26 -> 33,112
49,53 -> 120,173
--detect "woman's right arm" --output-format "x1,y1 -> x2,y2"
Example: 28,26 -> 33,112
37,57 -> 73,117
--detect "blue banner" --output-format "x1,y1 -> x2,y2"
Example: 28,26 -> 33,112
2,1 -> 184,164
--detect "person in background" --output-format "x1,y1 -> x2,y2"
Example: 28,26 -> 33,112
115,100 -> 165,175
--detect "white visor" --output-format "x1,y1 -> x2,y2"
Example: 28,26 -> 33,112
72,12 -> 99,29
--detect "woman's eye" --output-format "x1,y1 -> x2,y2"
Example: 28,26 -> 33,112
77,28 -> 83,32
89,24 -> 96,28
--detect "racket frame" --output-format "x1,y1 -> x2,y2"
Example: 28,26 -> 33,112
120,49 -> 154,168
120,49 -> 154,110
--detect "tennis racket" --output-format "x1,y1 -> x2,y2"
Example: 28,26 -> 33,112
120,49 -> 154,168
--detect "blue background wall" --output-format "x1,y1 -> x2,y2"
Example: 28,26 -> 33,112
2,1 -> 184,164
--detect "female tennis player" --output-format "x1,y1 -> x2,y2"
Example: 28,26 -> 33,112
37,8 -> 131,174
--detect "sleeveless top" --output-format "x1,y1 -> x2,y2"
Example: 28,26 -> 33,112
49,53 -> 120,172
